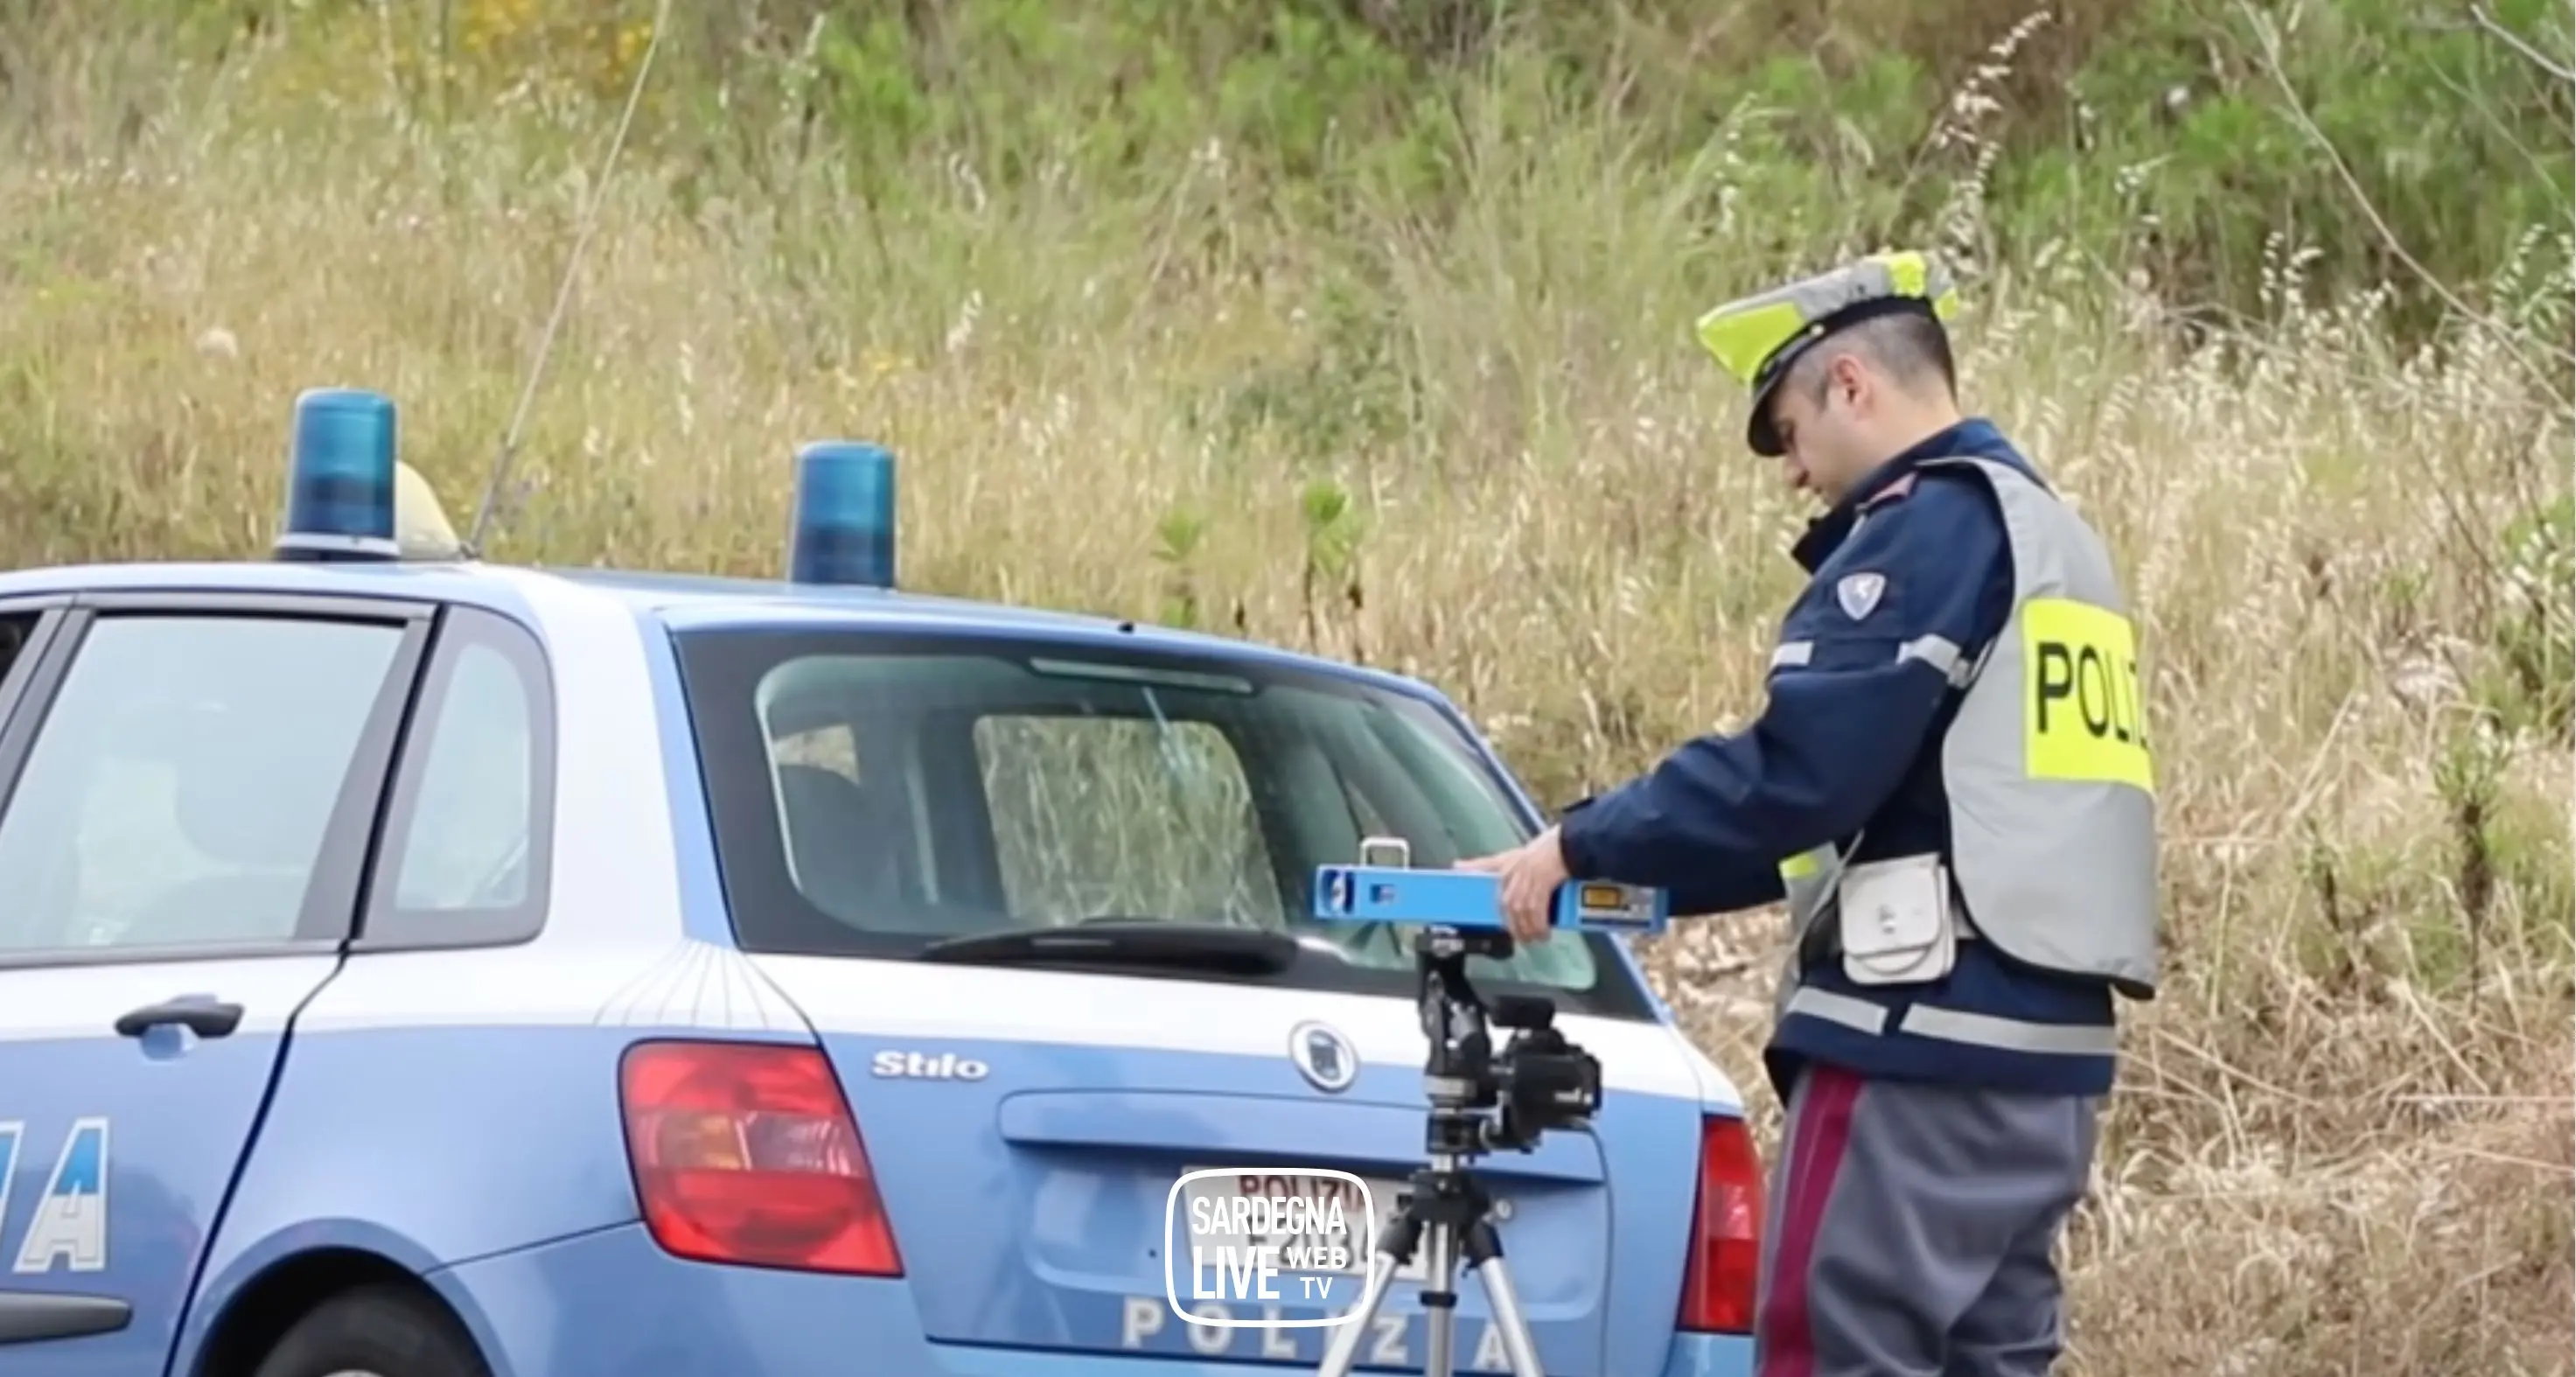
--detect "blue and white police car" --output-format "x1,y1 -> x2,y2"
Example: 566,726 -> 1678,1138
0,388 -> 1762,1377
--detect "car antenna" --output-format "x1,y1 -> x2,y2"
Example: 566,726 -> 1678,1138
460,0 -> 674,561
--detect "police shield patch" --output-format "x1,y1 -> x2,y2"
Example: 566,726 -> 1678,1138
1835,571 -> 1888,620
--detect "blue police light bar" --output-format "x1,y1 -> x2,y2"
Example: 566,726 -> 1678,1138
786,441 -> 898,589
1310,865 -> 1671,937
273,388 -> 401,563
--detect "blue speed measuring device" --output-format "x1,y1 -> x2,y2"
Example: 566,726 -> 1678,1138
1310,837 -> 1671,935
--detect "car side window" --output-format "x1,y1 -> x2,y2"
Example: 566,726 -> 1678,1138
360,606 -> 554,948
0,612 -> 407,954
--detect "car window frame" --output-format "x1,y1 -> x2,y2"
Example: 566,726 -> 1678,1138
0,590 -> 436,971
353,603 -> 557,953
673,624 -> 1659,1021
0,597 -> 76,732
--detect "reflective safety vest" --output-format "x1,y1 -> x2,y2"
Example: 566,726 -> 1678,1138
1776,455 -> 2161,1004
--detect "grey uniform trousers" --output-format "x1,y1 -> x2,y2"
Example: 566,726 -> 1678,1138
1751,1063 -> 2101,1377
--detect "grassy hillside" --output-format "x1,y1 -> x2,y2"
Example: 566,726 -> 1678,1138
3,1 -> 2572,1372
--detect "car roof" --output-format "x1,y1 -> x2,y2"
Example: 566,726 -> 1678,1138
0,557 -> 1456,705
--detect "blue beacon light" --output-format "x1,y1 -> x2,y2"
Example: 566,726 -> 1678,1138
273,388 -> 401,563
786,441 -> 898,590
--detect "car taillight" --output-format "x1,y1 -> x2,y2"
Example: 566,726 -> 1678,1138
618,1039 -> 902,1276
1677,1114 -> 1762,1333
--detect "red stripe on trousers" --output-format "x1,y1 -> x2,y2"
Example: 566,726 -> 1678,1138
1756,1065 -> 1864,1377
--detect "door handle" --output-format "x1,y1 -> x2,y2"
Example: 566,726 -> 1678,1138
114,998 -> 245,1040
0,1290 -> 132,1343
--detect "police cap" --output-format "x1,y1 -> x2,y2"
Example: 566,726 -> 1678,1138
1693,250 -> 1961,458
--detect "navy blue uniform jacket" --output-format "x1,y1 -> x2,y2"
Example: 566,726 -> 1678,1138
1556,418 -> 2117,1101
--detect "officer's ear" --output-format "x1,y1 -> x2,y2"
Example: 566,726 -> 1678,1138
1824,351 -> 1872,410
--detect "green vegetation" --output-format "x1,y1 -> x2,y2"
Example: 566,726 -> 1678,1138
13,0 -> 2570,334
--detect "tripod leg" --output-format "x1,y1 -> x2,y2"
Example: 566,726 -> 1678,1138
1315,1248 -> 1403,1377
1461,1220 -> 1546,1377
1421,1221 -> 1458,1377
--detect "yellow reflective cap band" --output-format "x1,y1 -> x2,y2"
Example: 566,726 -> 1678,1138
1693,251 -> 1961,389
1698,303 -> 1816,388
1876,251 -> 1964,324
1877,250 -> 1928,298
1868,250 -> 1960,319
2020,598 -> 2155,793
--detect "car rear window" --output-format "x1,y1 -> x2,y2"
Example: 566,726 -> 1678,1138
670,626 -> 1655,1020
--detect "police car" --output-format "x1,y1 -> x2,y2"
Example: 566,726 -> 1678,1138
0,388 -> 1761,1377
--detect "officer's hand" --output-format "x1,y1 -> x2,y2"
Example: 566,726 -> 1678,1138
1455,828 -> 1571,945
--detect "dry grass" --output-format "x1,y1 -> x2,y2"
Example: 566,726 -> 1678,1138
3,15 -> 2572,1374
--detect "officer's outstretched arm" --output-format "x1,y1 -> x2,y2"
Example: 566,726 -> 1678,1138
1554,787 -> 1781,917
1554,476 -> 2009,912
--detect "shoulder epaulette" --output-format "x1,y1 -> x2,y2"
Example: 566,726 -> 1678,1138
1861,472 -> 1919,511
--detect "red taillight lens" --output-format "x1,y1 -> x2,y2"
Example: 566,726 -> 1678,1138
618,1040 -> 903,1276
1678,1114 -> 1763,1333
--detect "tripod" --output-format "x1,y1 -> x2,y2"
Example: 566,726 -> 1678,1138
1313,926 -> 1599,1377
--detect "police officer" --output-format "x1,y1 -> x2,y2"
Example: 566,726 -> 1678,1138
1460,252 -> 2160,1377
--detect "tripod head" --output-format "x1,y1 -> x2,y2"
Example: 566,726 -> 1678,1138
1304,844 -> 1605,1377
1303,838 -> 1623,1162
1410,926 -> 1603,1158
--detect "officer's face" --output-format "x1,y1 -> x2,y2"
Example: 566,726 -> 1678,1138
1766,360 -> 1874,504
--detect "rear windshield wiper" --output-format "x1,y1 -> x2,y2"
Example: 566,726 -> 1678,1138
916,920 -> 1300,975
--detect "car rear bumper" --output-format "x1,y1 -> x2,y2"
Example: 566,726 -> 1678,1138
429,1222 -> 1751,1377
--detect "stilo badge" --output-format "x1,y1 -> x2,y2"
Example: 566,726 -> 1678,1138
1836,571 -> 1887,620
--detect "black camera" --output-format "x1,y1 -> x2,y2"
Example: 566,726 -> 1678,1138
1410,928 -> 1603,1157
1485,996 -> 1604,1150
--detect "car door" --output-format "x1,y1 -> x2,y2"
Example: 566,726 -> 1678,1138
0,591 -> 433,1377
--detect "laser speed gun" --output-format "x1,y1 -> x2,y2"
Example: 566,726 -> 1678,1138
1309,838 -> 1671,937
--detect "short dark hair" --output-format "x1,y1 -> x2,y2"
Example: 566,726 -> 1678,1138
1784,309 -> 1958,407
